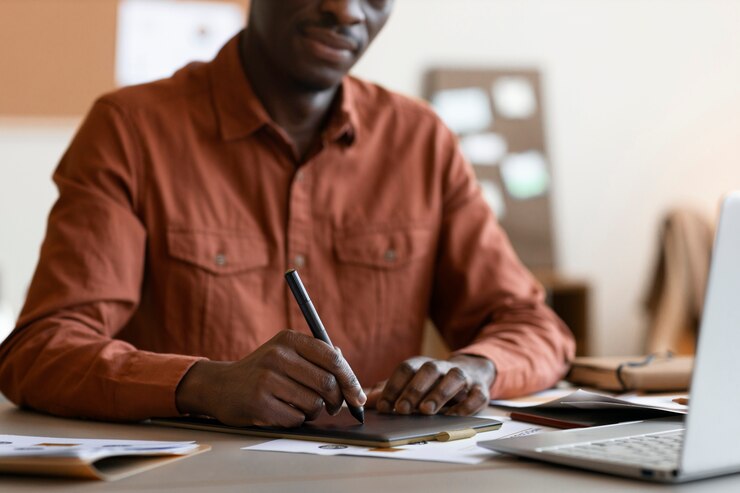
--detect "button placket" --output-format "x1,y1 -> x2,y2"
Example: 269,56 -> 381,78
286,166 -> 313,330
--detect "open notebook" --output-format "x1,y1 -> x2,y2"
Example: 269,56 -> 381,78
491,390 -> 686,429
0,435 -> 209,481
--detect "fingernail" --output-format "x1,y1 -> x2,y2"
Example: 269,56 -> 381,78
358,391 -> 367,405
421,401 -> 437,414
377,399 -> 391,413
397,400 -> 411,414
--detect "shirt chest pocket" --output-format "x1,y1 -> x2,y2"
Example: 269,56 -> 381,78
331,226 -> 436,367
334,227 -> 434,269
165,228 -> 270,358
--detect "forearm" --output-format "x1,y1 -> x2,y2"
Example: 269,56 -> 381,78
0,314 -> 201,421
453,304 -> 575,398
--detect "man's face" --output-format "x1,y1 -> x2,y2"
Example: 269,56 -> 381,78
248,0 -> 394,91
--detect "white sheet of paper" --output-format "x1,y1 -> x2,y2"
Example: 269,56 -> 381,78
492,77 -> 537,119
500,151 -> 550,200
242,418 -> 547,465
116,0 -> 245,86
615,394 -> 689,412
431,88 -> 493,135
479,179 -> 506,220
0,435 -> 197,461
460,133 -> 508,166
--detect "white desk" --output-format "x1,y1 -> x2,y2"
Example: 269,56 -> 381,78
0,398 -> 738,492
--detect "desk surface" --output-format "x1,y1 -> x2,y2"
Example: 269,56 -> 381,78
0,400 -> 738,492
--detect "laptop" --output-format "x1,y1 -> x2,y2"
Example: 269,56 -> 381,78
480,192 -> 740,483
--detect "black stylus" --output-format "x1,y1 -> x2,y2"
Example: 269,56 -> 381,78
284,269 -> 365,424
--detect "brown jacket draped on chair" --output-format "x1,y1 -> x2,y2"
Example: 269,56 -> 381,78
644,208 -> 714,354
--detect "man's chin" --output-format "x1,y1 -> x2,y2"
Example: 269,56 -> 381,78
289,67 -> 349,92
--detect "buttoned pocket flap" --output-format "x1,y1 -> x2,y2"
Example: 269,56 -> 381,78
167,228 -> 269,275
334,227 -> 433,269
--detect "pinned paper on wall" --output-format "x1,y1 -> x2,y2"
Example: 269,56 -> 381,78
116,0 -> 245,87
492,77 -> 537,120
425,68 -> 555,269
500,151 -> 550,200
460,133 -> 508,166
480,180 -> 507,219
431,88 -> 493,135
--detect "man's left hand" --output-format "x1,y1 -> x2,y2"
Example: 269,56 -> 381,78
366,355 -> 495,416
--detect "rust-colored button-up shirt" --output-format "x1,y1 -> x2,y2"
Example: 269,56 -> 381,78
0,34 -> 574,421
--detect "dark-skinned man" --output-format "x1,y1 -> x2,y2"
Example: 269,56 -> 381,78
0,0 -> 574,427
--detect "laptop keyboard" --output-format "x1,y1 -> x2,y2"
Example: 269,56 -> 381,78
539,430 -> 684,470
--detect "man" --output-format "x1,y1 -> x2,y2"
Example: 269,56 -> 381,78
0,0 -> 574,427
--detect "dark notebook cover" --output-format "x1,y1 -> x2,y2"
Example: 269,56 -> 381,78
151,409 -> 501,447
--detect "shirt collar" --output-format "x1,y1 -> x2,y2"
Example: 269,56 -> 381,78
326,79 -> 360,146
209,32 -> 270,141
209,31 -> 359,146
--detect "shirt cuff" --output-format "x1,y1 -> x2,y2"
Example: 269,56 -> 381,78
452,342 -> 566,400
115,352 -> 206,420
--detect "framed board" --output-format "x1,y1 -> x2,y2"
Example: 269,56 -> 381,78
0,0 -> 250,117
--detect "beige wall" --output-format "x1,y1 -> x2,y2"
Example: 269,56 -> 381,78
352,0 -> 740,355
0,119 -> 76,335
2,0 -> 740,354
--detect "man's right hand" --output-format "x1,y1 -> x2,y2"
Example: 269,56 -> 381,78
175,330 -> 366,427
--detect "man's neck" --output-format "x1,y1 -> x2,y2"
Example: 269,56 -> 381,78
240,31 -> 339,161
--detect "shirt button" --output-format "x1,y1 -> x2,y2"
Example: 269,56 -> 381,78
215,253 -> 227,266
384,249 -> 397,262
294,254 -> 306,268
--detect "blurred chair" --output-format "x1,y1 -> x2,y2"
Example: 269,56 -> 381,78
644,208 -> 714,354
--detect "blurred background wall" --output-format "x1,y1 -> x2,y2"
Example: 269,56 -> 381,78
1,0 -> 739,354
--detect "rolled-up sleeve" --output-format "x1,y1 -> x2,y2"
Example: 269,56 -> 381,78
430,127 -> 575,399
0,99 -> 202,421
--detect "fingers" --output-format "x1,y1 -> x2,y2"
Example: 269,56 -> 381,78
291,333 -> 366,408
270,373 -> 326,422
418,367 -> 469,415
375,356 -> 494,416
233,371 -> 310,428
393,362 -> 470,415
445,384 -> 489,416
280,352 -> 344,415
393,361 -> 448,414
377,357 -> 430,413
